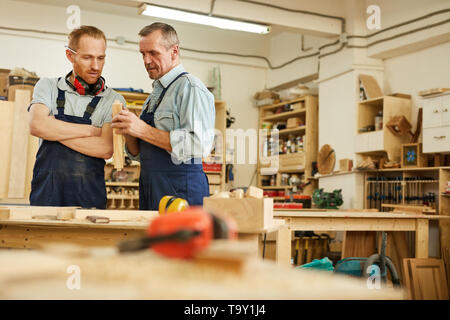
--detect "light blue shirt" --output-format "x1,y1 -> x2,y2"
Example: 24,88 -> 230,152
130,64 -> 215,163
31,77 -> 126,127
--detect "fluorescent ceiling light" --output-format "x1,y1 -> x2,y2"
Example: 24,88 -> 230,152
139,3 -> 270,34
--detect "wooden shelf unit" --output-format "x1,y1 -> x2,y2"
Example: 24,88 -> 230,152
257,95 -> 318,200
355,96 -> 411,162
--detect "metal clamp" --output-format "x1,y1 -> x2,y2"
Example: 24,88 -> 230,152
433,135 -> 446,139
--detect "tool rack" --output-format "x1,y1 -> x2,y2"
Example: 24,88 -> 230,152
363,166 -> 450,256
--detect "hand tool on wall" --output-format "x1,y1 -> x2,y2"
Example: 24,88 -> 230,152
112,100 -> 124,171
294,238 -> 300,265
117,207 -> 237,259
303,237 -> 310,264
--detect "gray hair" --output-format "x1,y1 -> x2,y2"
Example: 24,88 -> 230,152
138,22 -> 179,48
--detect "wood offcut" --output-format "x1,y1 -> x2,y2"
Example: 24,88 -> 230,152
112,100 -> 124,171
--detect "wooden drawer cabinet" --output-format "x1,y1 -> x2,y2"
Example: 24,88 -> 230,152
423,126 -> 450,153
423,94 -> 450,128
422,92 -> 450,153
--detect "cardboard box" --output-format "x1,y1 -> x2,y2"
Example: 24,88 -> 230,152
339,159 -> 353,172
286,117 -> 303,128
203,197 -> 273,232
279,152 -> 305,170
292,102 -> 304,111
0,69 -> 10,98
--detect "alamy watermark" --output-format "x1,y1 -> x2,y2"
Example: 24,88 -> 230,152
66,264 -> 81,290
170,121 -> 281,168
366,264 -> 381,290
367,5 -> 381,30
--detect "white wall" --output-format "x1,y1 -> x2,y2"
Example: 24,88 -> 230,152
0,0 -> 270,188
384,41 -> 450,128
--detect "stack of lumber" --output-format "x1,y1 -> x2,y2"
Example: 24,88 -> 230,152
0,90 -> 39,203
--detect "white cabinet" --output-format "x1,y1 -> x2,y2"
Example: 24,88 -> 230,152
355,131 -> 384,153
423,127 -> 450,153
422,93 -> 450,154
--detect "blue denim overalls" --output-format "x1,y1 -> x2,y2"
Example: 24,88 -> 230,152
29,82 -> 106,208
138,72 -> 209,210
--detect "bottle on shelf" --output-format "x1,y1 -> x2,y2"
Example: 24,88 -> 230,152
270,175 -> 276,186
278,139 -> 284,155
290,135 -> 297,153
286,139 -> 291,154
375,111 -> 383,130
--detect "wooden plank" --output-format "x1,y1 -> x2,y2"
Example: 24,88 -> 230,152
203,197 -> 273,232
275,224 -> 291,266
442,247 -> 450,297
0,206 -> 79,220
193,240 -> 255,274
112,100 -> 124,171
25,135 -> 39,200
288,217 -> 417,231
74,209 -> 158,222
418,88 -> 450,97
415,219 -> 429,258
386,231 -> 412,284
0,101 -> 14,198
382,204 -> 433,214
274,211 -> 446,219
8,90 -> 31,198
402,258 -> 414,299
0,224 -> 146,249
409,258 -> 449,300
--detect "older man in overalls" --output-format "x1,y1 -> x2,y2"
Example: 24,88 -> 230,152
112,23 -> 215,210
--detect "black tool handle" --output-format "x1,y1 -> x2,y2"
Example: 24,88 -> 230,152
118,229 -> 202,253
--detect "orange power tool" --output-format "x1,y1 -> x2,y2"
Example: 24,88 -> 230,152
117,207 -> 237,259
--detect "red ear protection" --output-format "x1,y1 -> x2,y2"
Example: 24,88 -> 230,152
65,71 -> 105,96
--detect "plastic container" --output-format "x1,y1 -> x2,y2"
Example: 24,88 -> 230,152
284,194 -> 311,208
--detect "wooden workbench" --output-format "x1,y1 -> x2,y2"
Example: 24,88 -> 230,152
274,211 -> 449,265
0,207 -> 290,266
0,247 -> 404,299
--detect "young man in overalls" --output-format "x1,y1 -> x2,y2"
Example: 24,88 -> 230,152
28,26 -> 126,208
112,23 -> 215,210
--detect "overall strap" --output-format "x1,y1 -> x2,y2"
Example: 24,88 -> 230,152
56,77 -> 65,115
83,96 -> 102,119
56,77 -> 102,120
144,71 -> 188,113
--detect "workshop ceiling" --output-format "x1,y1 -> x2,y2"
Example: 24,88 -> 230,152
13,0 -> 347,37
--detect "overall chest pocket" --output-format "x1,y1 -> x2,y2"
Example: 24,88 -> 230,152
154,111 -> 175,131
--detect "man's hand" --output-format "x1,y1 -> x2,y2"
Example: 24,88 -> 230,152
111,108 -> 148,139
112,109 -> 173,153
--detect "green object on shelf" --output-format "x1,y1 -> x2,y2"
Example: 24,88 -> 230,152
297,257 -> 334,272
312,188 -> 343,209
